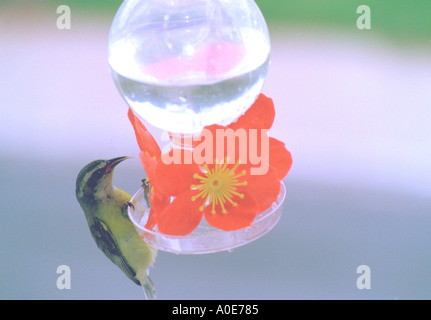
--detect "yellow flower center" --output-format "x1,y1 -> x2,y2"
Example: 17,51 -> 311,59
190,160 -> 247,215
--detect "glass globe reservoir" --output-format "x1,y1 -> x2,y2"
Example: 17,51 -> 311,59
109,0 -> 271,134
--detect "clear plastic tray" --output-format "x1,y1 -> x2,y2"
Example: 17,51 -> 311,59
128,182 -> 286,254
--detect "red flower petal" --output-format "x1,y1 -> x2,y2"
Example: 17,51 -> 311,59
199,95 -> 275,165
139,151 -> 158,183
145,192 -> 170,230
204,190 -> 259,231
269,138 -> 293,180
144,209 -> 157,230
200,125 -> 255,165
153,149 -> 200,196
128,108 -> 161,158
156,190 -> 203,236
230,94 -> 275,130
243,165 -> 281,212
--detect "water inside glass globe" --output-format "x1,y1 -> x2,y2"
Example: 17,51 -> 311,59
109,0 -> 271,134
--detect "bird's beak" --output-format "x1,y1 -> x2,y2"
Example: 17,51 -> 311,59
105,156 -> 129,173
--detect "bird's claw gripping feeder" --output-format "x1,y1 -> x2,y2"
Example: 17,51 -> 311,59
108,0 -> 292,254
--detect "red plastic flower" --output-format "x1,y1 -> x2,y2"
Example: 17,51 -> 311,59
128,94 -> 292,236
128,109 -> 169,230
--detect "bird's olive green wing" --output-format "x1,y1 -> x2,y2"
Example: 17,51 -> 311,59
90,217 -> 140,286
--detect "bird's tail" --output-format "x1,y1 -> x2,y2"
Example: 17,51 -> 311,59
142,276 -> 157,300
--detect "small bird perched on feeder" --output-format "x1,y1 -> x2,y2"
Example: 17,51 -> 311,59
75,156 -> 157,299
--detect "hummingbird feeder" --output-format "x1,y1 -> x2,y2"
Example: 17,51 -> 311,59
108,0 -> 292,254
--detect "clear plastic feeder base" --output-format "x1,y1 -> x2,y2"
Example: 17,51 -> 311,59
128,182 -> 286,254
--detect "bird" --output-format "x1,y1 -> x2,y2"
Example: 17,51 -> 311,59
75,156 -> 157,299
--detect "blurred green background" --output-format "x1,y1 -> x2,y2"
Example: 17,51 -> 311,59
2,0 -> 430,40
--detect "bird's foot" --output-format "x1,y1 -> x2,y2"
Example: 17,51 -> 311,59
125,201 -> 135,211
